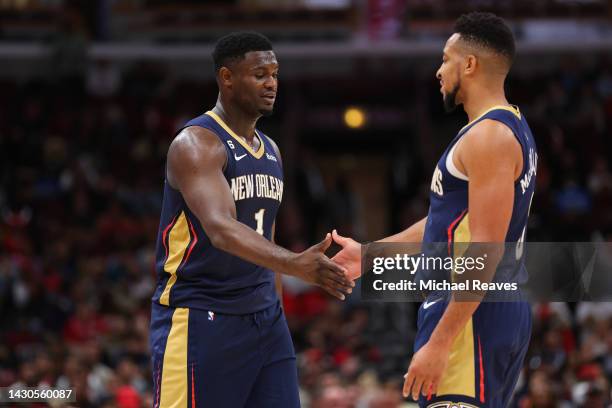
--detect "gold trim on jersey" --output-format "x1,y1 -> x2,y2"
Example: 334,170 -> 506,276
205,111 -> 265,159
453,213 -> 471,259
459,104 -> 521,134
442,213 -> 476,397
160,211 -> 191,306
436,317 -> 476,398
159,308 -> 189,408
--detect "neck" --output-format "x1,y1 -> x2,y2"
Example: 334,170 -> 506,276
462,81 -> 508,122
213,95 -> 259,142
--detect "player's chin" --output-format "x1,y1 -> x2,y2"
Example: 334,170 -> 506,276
258,106 -> 274,117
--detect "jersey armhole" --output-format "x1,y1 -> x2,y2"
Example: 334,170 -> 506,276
446,140 -> 469,181
450,115 -> 526,183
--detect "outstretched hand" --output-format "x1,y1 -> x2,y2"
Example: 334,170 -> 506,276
291,233 -> 354,300
331,229 -> 362,281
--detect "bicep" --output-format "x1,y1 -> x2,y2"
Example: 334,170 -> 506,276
468,164 -> 514,242
461,122 -> 521,242
180,169 -> 237,226
168,128 -> 237,228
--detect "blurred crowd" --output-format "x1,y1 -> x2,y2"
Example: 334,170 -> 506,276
3,0 -> 611,48
1,46 -> 612,408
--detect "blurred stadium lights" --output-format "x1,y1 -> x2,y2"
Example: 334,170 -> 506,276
343,107 -> 366,129
308,107 -> 407,130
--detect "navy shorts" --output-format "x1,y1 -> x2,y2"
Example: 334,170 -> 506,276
414,298 -> 532,407
150,301 -> 299,408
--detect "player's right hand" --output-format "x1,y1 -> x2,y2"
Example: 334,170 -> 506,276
291,233 -> 354,300
331,229 -> 362,280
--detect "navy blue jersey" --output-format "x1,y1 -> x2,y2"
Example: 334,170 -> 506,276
152,111 -> 284,314
422,105 -> 537,284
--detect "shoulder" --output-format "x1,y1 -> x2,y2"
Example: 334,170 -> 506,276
167,126 -> 227,187
456,118 -> 523,179
461,119 -> 521,158
169,126 -> 226,161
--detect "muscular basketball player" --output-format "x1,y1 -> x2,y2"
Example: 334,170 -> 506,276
149,32 -> 353,408
332,13 -> 537,407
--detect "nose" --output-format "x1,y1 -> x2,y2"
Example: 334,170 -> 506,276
264,76 -> 277,90
436,68 -> 442,80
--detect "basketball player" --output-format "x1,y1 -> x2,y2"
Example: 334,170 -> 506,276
332,12 -> 537,407
149,32 -> 353,408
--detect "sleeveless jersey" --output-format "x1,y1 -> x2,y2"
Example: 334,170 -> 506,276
422,105 -> 537,285
152,111 -> 284,314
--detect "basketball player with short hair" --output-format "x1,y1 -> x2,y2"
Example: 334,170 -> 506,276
333,12 -> 537,407
150,32 -> 353,408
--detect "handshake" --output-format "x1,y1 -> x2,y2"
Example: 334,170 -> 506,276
285,229 -> 362,300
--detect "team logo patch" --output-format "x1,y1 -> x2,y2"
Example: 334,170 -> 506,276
427,402 -> 478,408
266,152 -> 277,162
208,311 -> 215,321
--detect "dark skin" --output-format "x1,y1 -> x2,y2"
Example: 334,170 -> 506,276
211,50 -> 279,149
166,50 -> 353,300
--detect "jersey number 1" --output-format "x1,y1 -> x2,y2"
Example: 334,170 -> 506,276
254,208 -> 265,235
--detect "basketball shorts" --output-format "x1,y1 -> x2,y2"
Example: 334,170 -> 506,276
414,298 -> 531,407
150,300 -> 299,408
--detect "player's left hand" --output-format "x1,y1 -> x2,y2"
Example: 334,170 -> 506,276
402,339 -> 451,401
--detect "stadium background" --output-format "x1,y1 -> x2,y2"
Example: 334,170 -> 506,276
1,0 -> 611,407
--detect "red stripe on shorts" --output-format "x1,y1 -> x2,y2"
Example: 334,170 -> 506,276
478,335 -> 485,403
191,364 -> 196,408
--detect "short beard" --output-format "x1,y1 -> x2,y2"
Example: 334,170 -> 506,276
443,82 -> 460,113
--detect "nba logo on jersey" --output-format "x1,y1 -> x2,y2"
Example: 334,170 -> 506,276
208,311 -> 215,321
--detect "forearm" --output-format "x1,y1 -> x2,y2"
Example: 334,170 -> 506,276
210,220 -> 295,276
275,273 -> 283,299
368,217 -> 427,258
378,217 -> 427,244
429,301 -> 480,347
271,222 -> 283,298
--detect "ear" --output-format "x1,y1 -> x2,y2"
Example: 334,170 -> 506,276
464,54 -> 478,76
218,66 -> 233,89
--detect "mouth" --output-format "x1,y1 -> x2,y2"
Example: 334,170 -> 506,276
261,94 -> 276,104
